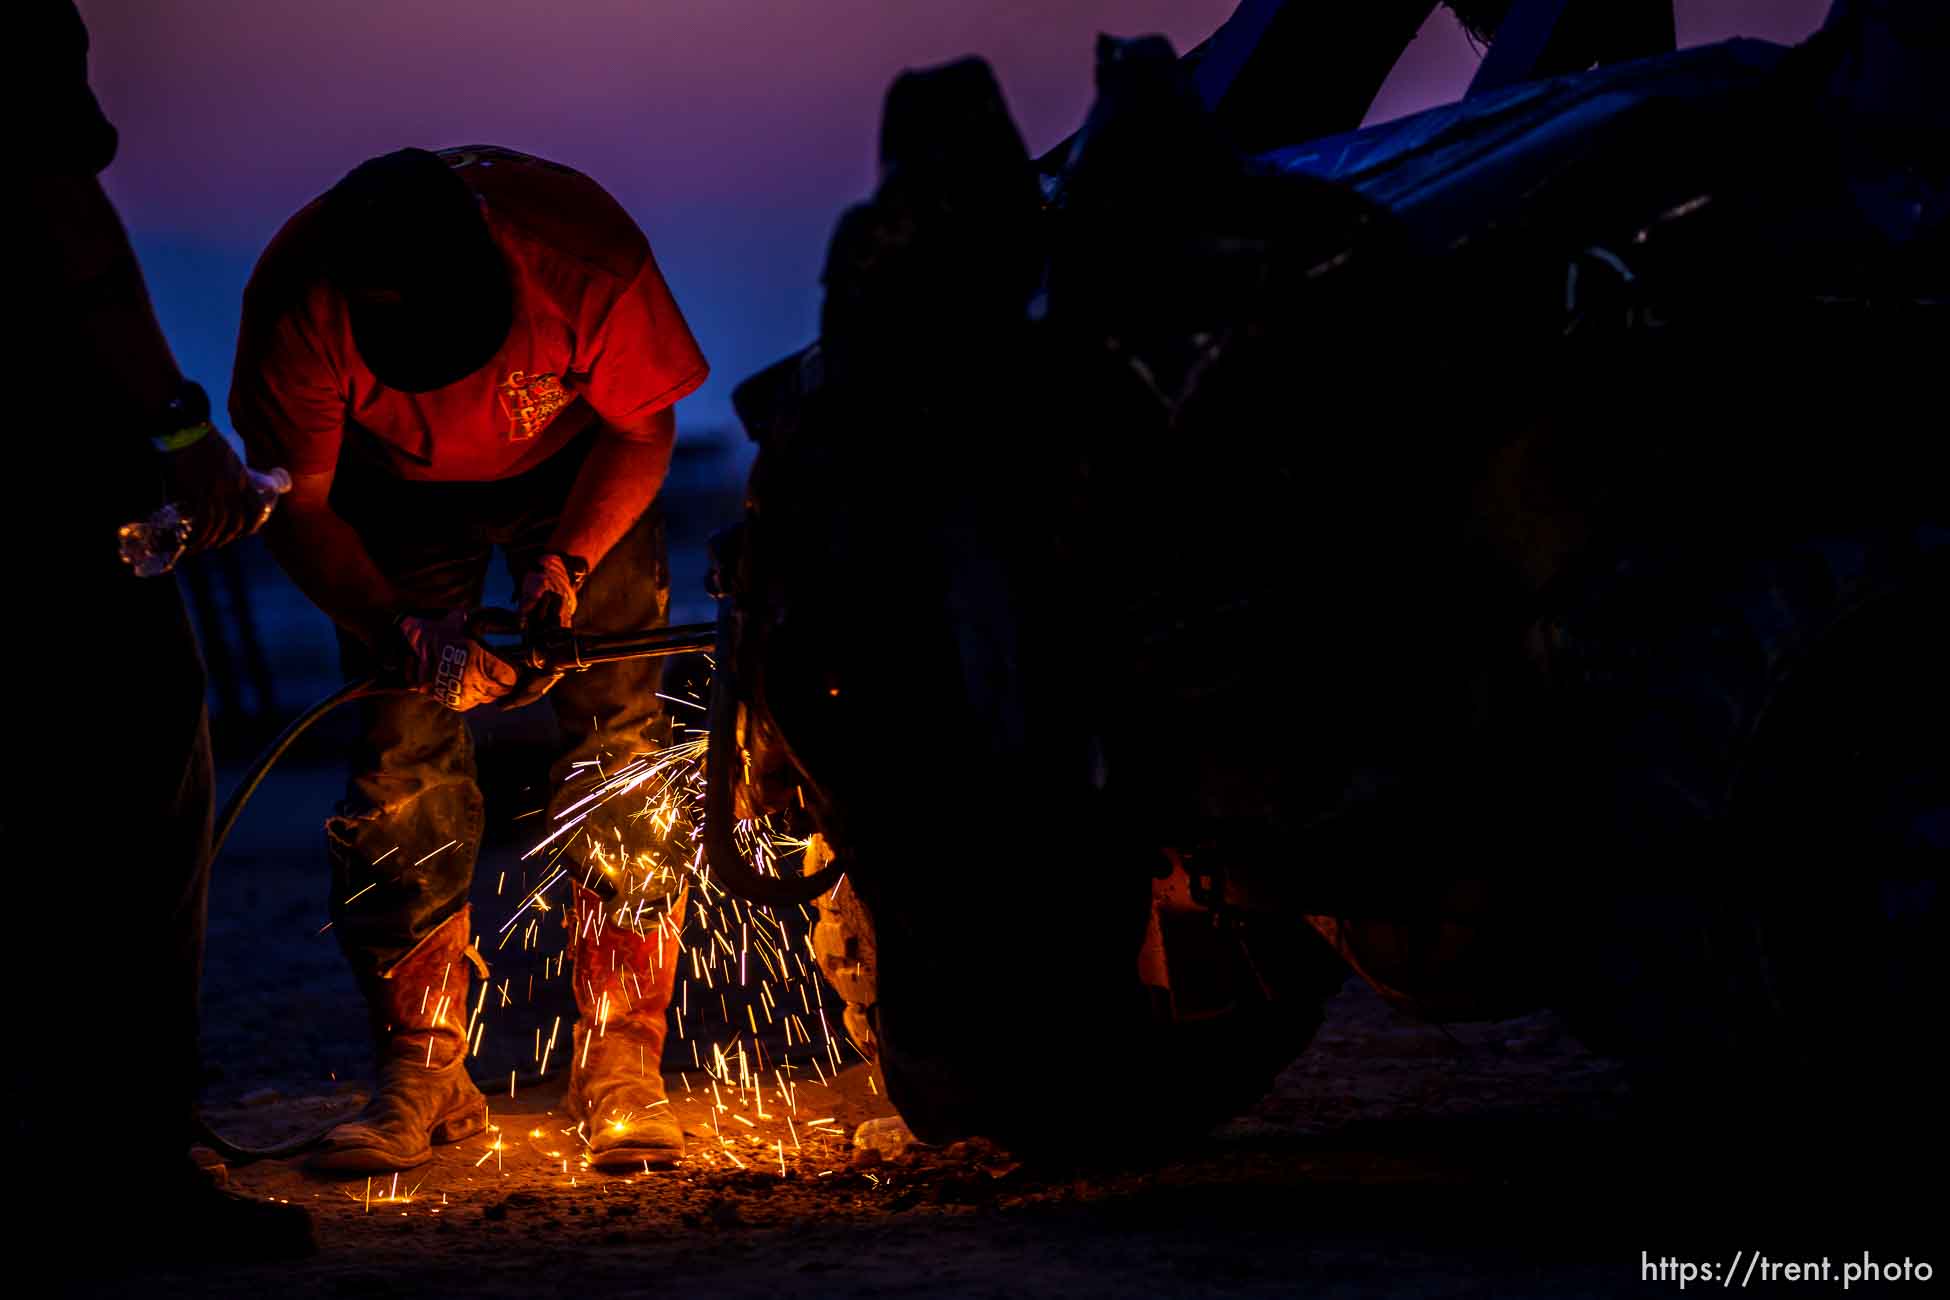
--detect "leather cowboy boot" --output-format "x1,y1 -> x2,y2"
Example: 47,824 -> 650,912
567,885 -> 686,1169
310,906 -> 488,1173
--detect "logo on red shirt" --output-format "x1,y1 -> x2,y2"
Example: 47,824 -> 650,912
498,370 -> 572,441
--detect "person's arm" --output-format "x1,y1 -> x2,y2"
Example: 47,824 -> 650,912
263,462 -> 516,706
519,241 -> 703,625
266,472 -> 515,706
30,173 -> 178,413
29,170 -> 259,549
231,250 -> 408,644
544,405 -> 677,569
263,467 -> 406,650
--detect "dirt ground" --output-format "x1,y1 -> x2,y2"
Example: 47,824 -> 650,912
57,759 -> 1935,1297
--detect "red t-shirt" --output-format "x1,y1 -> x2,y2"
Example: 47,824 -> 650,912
231,146 -> 708,482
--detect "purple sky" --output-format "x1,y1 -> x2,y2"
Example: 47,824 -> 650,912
82,0 -> 1832,432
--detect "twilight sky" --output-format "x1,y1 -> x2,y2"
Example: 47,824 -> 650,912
81,0 -> 1831,435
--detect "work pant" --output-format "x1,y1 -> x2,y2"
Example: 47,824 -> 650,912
325,434 -> 676,982
22,454 -> 213,1184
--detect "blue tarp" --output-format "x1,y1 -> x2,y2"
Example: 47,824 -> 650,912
1253,39 -> 1786,245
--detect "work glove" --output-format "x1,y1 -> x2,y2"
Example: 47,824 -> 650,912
517,553 -> 580,628
393,610 -> 519,711
165,430 -> 267,554
496,554 -> 583,710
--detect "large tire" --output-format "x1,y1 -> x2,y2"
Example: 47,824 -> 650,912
807,833 -> 1344,1149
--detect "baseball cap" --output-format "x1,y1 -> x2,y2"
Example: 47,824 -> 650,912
320,148 -> 514,393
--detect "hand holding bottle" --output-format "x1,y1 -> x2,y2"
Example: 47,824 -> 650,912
119,436 -> 293,577
166,430 -> 270,555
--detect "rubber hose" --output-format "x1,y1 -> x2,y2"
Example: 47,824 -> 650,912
195,677 -> 381,1166
210,676 -> 380,865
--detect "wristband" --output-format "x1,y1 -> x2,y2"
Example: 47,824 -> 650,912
152,420 -> 215,454
149,379 -> 215,453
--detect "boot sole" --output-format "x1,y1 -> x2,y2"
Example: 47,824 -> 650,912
305,1099 -> 487,1175
565,1107 -> 686,1177
568,1107 -> 685,1171
586,1140 -> 685,1172
569,1093 -> 685,1171
306,1144 -> 434,1175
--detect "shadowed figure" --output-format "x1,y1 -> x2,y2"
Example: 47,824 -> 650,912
711,1 -> 1945,1158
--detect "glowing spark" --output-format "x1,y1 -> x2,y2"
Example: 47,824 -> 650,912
412,839 -> 459,867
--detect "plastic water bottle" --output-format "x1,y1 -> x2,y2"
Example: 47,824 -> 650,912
118,467 -> 293,577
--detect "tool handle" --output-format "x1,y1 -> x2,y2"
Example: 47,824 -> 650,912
465,607 -> 716,674
553,622 -> 717,668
